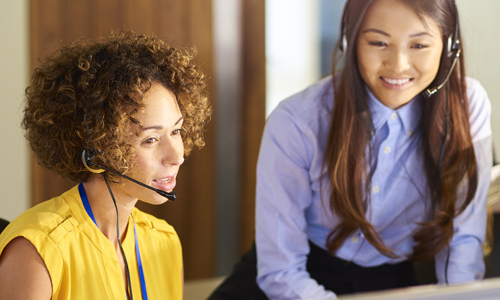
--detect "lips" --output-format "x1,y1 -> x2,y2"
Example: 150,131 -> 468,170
152,176 -> 176,192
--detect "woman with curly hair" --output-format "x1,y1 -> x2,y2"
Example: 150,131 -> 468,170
0,31 -> 210,299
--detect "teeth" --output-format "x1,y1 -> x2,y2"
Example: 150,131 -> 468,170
155,178 -> 171,183
383,77 -> 411,85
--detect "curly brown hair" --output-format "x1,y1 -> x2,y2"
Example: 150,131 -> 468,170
23,31 -> 211,183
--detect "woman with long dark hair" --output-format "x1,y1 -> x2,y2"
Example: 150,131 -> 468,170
248,0 -> 492,299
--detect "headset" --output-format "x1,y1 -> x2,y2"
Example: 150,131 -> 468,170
424,5 -> 461,98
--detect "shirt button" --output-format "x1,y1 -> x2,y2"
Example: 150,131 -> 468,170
383,146 -> 391,154
391,113 -> 398,120
372,185 -> 380,193
407,130 -> 412,136
351,235 -> 359,243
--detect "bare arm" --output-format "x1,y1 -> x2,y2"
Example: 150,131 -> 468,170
0,237 -> 52,299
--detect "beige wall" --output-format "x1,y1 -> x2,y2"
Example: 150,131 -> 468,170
0,0 -> 28,221
457,0 -> 500,159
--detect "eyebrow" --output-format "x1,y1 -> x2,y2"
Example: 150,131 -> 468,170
362,28 -> 435,38
141,116 -> 184,131
174,116 -> 184,125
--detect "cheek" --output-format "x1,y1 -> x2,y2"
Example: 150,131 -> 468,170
130,152 -> 153,176
356,49 -> 370,81
177,138 -> 185,155
357,46 -> 380,80
415,51 -> 443,80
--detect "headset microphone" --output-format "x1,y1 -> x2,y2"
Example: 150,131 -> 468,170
424,3 -> 461,99
81,149 -> 177,201
423,48 -> 461,99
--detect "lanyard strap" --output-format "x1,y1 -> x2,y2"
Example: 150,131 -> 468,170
79,182 -> 98,226
133,218 -> 148,300
78,182 -> 149,300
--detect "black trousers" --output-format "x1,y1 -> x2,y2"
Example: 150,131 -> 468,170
208,241 -> 418,300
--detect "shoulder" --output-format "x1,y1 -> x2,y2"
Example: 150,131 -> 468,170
0,187 -> 81,285
0,188 -> 77,246
0,193 -> 73,245
270,76 -> 334,122
465,77 -> 491,142
265,76 -> 334,136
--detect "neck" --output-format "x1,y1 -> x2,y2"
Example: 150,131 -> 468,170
82,177 -> 137,245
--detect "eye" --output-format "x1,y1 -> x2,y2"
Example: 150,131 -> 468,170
368,41 -> 387,47
172,128 -> 185,136
411,43 -> 429,49
143,137 -> 158,144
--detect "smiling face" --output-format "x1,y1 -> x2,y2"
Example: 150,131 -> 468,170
116,83 -> 185,205
356,0 -> 444,109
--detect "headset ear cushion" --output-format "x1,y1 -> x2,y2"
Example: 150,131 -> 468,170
447,35 -> 453,57
341,34 -> 348,53
81,149 -> 105,173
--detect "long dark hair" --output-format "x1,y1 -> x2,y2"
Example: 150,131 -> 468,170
324,0 -> 478,261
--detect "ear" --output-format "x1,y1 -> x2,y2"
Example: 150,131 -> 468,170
81,149 -> 105,173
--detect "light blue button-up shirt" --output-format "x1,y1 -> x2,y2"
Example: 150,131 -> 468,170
255,76 -> 492,300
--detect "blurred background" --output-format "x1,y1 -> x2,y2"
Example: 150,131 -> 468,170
1,0 -> 499,286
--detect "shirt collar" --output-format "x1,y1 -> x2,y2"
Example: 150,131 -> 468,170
367,87 -> 422,135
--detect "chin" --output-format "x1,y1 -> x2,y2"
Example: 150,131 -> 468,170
147,196 -> 171,205
135,191 -> 171,206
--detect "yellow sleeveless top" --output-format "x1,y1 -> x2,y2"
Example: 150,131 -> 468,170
0,185 -> 183,299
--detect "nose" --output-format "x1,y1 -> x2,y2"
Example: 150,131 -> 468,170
162,138 -> 185,167
385,47 -> 410,73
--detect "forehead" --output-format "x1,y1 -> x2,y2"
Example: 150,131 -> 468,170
134,84 -> 181,126
360,0 -> 441,36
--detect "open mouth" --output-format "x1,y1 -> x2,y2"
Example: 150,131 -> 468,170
152,176 -> 176,194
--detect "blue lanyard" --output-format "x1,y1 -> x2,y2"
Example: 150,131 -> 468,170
78,182 -> 149,300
